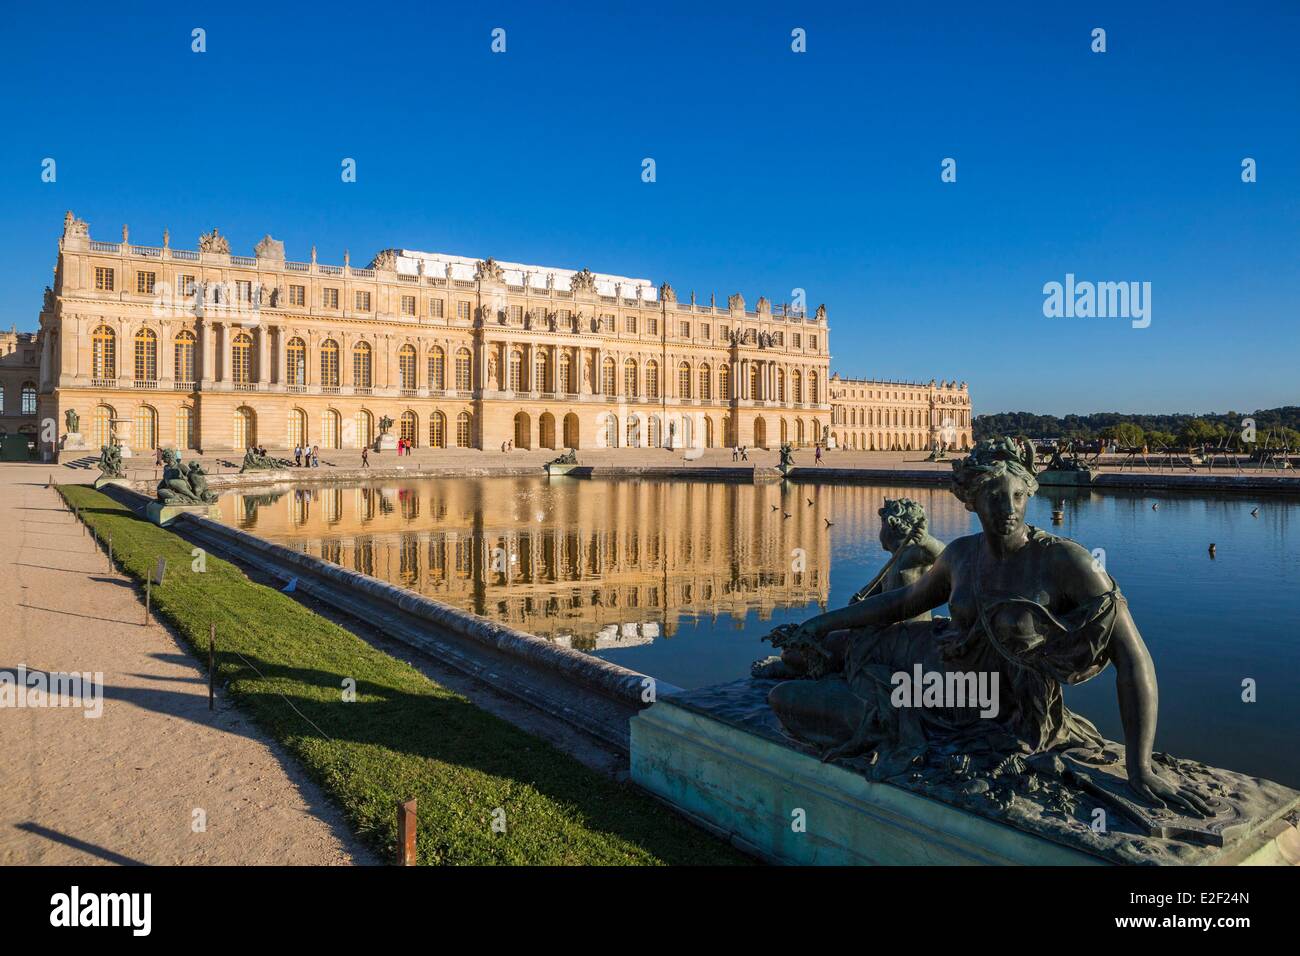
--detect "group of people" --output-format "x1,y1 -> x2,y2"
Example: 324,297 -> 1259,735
293,444 -> 321,468
500,440 -> 514,453
729,443 -> 824,463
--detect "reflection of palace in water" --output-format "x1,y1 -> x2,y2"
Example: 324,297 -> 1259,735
226,478 -> 836,648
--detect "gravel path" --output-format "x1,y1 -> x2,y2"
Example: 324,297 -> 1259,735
0,463 -> 373,865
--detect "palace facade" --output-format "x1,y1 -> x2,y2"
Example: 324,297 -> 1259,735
30,211 -> 969,457
0,327 -> 41,459
829,374 -> 972,452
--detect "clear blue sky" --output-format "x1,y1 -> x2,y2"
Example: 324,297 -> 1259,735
1,1 -> 1296,416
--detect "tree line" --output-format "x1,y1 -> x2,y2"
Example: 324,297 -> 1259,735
972,407 -> 1300,450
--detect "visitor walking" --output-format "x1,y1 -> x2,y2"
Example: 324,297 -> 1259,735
361,446 -> 369,468
815,443 -> 823,464
311,445 -> 320,468
732,446 -> 739,462
294,445 -> 302,467
740,446 -> 749,462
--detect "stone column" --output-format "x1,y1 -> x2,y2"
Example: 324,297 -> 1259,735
257,325 -> 271,384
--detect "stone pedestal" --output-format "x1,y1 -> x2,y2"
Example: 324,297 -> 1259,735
1037,469 -> 1093,487
62,432 -> 88,451
545,462 -> 580,477
630,679 -> 1300,866
146,500 -> 222,527
93,476 -> 132,491
376,433 -> 398,451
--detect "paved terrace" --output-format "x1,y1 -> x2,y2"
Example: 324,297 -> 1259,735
54,446 -> 1299,490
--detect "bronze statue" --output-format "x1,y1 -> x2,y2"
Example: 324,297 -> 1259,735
545,449 -> 578,469
65,408 -> 80,435
157,449 -> 217,503
754,498 -> 943,681
777,443 -> 795,472
97,443 -> 124,478
239,447 -> 292,472
763,437 -> 1213,818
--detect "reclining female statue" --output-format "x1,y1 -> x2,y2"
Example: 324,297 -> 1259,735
765,437 -> 1211,817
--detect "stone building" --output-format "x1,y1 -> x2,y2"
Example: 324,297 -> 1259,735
828,374 -> 972,452
36,212 -> 837,455
0,326 -> 41,458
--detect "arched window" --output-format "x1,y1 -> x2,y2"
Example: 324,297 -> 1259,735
678,362 -> 691,399
776,368 -> 786,403
288,408 -> 307,448
92,325 -> 116,380
320,339 -> 340,387
234,406 -> 256,448
93,405 -> 115,448
810,371 -> 819,404
21,382 -> 36,415
286,337 -> 306,386
719,363 -> 731,399
428,346 -> 445,391
749,363 -> 759,400
792,370 -> 803,404
429,411 -> 446,448
175,405 -> 194,448
455,411 -> 472,448
602,357 -> 617,396
399,344 -> 417,390
699,364 -> 711,400
623,359 -> 638,398
353,342 -> 373,388
605,414 -> 619,448
355,410 -> 373,448
508,350 -> 523,392
400,410 -> 417,447
132,328 -> 157,382
231,332 -> 253,384
535,349 -> 549,392
559,351 -> 573,393
321,408 -> 340,449
174,330 -> 196,384
455,348 -> 472,390
133,405 -> 157,451
626,414 -> 641,447
645,360 -> 659,399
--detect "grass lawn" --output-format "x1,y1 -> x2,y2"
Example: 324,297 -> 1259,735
59,485 -> 747,866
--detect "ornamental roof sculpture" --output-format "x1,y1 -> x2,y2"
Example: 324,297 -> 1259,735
198,228 -> 230,255
475,257 -> 505,281
569,267 -> 597,293
369,249 -> 399,271
63,211 -> 90,239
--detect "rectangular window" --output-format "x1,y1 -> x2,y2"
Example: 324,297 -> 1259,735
430,298 -> 445,318
94,267 -> 115,291
809,335 -> 817,350
289,284 -> 306,306
235,280 -> 253,302
136,271 -> 156,294
702,323 -> 711,339
510,305 -> 523,323
624,315 -> 637,334
680,321 -> 691,337
179,274 -> 196,297
775,331 -> 783,346
647,316 -> 657,335
793,333 -> 802,348
401,294 -> 416,316
355,291 -> 371,311
323,287 -> 339,309
456,301 -> 471,320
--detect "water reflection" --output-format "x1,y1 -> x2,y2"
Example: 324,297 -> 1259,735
224,477 -> 838,645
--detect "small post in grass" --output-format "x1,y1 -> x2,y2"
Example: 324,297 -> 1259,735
108,534 -> 113,571
145,575 -> 151,625
397,799 -> 418,866
208,624 -> 215,711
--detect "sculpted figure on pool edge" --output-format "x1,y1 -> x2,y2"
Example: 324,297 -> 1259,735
764,437 -> 1213,817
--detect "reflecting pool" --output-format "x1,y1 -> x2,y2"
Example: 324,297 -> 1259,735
218,477 -> 1300,786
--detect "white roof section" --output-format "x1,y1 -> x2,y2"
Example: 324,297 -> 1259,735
394,249 -> 658,301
